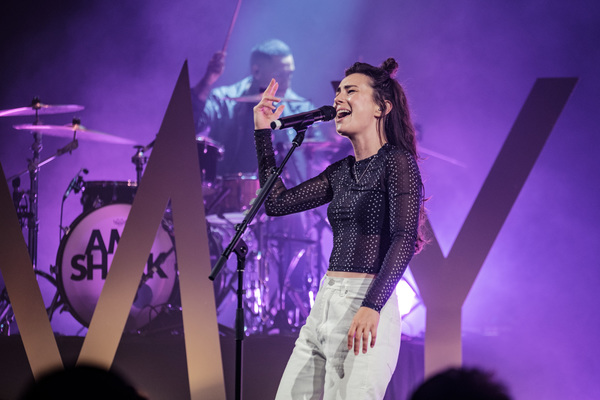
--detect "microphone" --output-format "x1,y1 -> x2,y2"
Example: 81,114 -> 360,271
271,105 -> 336,130
63,168 -> 89,199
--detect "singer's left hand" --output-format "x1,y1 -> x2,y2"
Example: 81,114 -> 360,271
254,78 -> 285,130
347,306 -> 380,355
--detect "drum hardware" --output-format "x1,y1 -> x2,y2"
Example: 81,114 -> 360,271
3,98 -> 156,335
206,173 -> 258,216
132,139 -> 155,184
13,117 -> 137,145
196,136 -> 224,191
1,268 -> 63,333
8,111 -> 135,268
274,247 -> 311,330
132,146 -> 148,185
1,98 -> 86,332
207,219 -> 267,330
262,231 -> 319,334
204,185 -> 232,216
6,102 -> 85,268
258,206 -> 331,334
80,180 -> 138,213
59,168 -> 89,239
7,139 -> 80,184
0,280 -> 13,336
0,97 -> 84,117
10,177 -> 28,230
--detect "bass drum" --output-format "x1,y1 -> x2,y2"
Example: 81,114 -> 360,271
56,203 -> 177,332
81,181 -> 137,213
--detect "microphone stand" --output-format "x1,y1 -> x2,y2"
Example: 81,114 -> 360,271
209,124 -> 308,400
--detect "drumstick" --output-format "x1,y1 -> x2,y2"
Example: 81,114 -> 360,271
222,0 -> 243,52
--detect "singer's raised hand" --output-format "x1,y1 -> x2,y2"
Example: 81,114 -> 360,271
254,78 -> 285,130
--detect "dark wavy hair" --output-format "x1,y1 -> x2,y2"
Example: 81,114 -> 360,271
345,58 -> 418,158
345,58 -> 428,253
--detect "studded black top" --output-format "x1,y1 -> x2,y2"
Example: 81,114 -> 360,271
254,129 -> 422,312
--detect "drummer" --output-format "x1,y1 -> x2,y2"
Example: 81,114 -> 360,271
192,39 -> 328,185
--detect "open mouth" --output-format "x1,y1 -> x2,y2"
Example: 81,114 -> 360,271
336,109 -> 351,120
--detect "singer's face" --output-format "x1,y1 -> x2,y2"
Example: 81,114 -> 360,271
254,55 -> 295,94
334,73 -> 381,137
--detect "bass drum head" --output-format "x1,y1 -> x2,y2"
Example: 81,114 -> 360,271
56,203 -> 177,332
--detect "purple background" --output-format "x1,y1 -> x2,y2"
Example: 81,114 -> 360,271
1,1 -> 599,399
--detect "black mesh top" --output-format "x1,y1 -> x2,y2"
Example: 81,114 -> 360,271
254,129 -> 422,312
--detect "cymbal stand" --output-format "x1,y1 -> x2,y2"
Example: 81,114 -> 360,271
7,102 -> 79,268
9,135 -> 79,322
25,99 -> 44,268
27,128 -> 41,268
132,145 -> 149,184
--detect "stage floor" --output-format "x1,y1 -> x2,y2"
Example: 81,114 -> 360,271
0,333 -> 423,400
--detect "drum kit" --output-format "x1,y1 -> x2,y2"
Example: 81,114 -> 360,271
0,97 -> 332,337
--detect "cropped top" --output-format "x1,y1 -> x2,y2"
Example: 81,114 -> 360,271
254,129 -> 422,312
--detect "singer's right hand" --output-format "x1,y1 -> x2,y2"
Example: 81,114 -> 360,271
253,78 -> 285,130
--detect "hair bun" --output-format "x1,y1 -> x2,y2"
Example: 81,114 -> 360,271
380,58 -> 399,79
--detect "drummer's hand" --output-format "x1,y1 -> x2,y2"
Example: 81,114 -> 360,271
193,51 -> 226,102
203,51 -> 226,86
347,306 -> 380,355
253,78 -> 285,130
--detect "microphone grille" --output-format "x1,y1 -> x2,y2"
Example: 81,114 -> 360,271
319,105 -> 336,121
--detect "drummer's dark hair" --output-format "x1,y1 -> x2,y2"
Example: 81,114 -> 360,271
250,39 -> 292,66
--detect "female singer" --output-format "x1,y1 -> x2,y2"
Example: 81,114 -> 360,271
253,58 -> 426,400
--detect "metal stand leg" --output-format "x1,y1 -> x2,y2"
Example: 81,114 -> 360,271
233,239 -> 248,400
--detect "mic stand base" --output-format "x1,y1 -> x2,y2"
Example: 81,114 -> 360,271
233,241 -> 248,400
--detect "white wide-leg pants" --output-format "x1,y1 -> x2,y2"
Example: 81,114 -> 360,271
275,276 -> 402,400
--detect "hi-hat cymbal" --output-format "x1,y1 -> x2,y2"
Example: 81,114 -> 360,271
13,123 -> 136,145
224,94 -> 303,103
0,101 -> 84,117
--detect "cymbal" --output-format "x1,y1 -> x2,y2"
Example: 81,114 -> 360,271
13,123 -> 136,145
224,94 -> 303,103
0,102 -> 84,117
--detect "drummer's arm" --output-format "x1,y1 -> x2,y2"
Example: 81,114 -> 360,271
192,52 -> 226,133
192,51 -> 226,103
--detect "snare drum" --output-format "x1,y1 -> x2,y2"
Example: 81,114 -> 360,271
81,181 -> 137,213
56,204 -> 177,331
